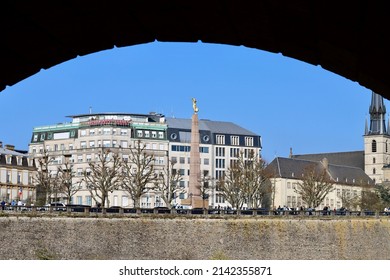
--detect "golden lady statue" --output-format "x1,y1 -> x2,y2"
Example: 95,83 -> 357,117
192,97 -> 199,113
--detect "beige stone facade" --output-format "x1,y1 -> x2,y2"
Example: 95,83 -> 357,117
364,134 -> 390,184
271,176 -> 366,211
0,142 -> 36,204
267,157 -> 374,211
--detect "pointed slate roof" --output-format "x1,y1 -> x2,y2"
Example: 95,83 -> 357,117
368,92 -> 388,135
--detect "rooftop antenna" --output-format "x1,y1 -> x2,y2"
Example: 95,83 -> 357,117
171,107 -> 175,118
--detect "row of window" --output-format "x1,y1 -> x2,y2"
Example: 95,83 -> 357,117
171,145 -> 210,153
32,141 -> 167,154
136,130 -> 165,139
216,135 -> 254,146
80,128 -> 129,137
79,140 -> 131,149
2,155 -> 24,166
34,127 -> 167,142
171,156 -> 210,165
170,146 -> 257,158
33,130 -> 77,142
285,196 -> 337,209
1,171 -> 33,185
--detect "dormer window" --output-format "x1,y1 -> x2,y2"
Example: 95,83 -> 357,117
6,155 -> 12,164
216,135 -> 225,145
245,137 -> 254,147
231,136 -> 239,146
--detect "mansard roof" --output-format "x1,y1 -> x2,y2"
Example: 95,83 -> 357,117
0,145 -> 33,168
266,157 -> 373,186
0,146 -> 27,157
166,117 -> 258,136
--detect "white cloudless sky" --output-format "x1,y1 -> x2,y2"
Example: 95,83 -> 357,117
0,42 -> 381,162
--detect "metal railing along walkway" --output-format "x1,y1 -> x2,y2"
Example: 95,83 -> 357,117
1,205 -> 389,218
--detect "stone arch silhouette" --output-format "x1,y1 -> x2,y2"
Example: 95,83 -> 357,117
1,1 -> 389,98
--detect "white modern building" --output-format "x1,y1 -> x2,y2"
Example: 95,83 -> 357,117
166,117 -> 262,208
28,112 -> 262,208
29,112 -> 168,207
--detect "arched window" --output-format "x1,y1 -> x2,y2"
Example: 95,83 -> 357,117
387,141 -> 389,153
373,157 -> 376,164
373,168 -> 376,174
372,140 -> 377,152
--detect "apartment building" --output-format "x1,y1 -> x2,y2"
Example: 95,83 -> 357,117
29,112 -> 168,207
0,142 -> 36,204
166,117 -> 262,208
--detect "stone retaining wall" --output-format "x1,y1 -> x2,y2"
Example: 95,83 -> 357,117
1,216 -> 389,260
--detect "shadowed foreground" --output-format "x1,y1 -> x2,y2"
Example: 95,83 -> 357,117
0,217 -> 389,260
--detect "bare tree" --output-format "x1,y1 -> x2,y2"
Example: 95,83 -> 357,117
376,184 -> 390,206
121,140 -> 157,210
338,188 -> 360,210
217,150 -> 269,210
33,149 -> 56,205
293,163 -> 334,208
57,161 -> 82,204
217,156 -> 246,210
359,185 -> 383,212
240,151 -> 270,209
153,158 -> 183,209
83,148 -> 122,208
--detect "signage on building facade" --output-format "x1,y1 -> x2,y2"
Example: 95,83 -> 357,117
85,119 -> 132,127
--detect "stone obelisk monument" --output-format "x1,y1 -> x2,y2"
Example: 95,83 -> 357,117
188,97 -> 202,208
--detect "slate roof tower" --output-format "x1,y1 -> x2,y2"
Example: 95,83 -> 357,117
366,92 -> 388,135
364,92 -> 390,184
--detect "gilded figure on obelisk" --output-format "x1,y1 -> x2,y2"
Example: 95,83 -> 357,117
192,97 -> 199,113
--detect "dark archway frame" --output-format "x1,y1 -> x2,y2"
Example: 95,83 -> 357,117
1,1 -> 389,98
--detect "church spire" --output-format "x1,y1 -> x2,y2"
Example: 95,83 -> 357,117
367,91 -> 387,135
365,116 -> 369,135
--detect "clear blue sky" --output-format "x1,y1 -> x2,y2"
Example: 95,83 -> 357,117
0,42 -> 380,163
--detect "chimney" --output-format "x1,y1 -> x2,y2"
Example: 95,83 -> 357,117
5,144 -> 15,151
